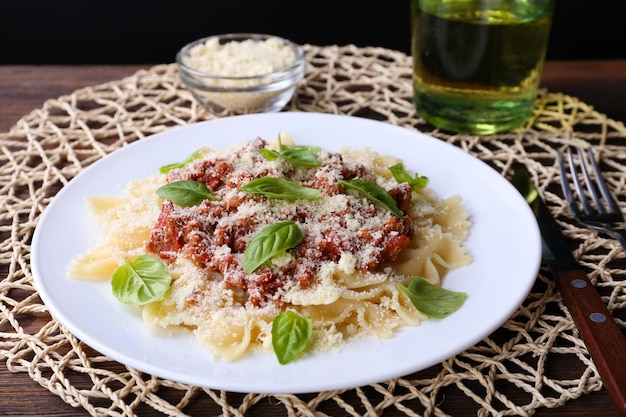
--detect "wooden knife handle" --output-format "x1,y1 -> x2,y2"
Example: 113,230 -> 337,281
556,269 -> 626,417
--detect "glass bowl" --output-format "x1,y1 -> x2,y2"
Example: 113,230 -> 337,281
176,33 -> 306,115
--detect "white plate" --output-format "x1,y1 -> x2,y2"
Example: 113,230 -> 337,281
31,113 -> 541,394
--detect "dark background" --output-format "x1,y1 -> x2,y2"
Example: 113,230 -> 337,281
1,0 -> 623,65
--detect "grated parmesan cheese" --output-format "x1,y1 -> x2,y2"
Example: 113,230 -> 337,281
185,37 -> 298,77
178,35 -> 304,113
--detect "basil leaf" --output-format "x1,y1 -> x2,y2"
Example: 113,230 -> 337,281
398,276 -> 466,318
272,311 -> 313,364
389,163 -> 429,191
259,148 -> 280,161
159,147 -> 209,174
156,180 -> 220,206
338,178 -> 404,219
259,138 -> 321,168
239,178 -> 320,200
243,221 -> 303,274
279,146 -> 321,167
111,255 -> 172,305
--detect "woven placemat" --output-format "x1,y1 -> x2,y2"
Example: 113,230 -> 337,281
2,44 -> 626,417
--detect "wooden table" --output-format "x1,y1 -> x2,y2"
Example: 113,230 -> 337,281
1,61 -> 624,416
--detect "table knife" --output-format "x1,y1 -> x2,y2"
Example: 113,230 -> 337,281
511,170 -> 626,417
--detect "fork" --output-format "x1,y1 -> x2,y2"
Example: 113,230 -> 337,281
557,146 -> 626,252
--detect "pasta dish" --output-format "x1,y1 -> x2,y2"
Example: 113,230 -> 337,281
68,133 -> 471,363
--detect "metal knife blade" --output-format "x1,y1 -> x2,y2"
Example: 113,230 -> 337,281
511,170 -> 626,417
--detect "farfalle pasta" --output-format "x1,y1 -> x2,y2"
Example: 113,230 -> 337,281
69,133 -> 472,361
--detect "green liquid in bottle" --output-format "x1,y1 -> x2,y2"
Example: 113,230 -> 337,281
411,0 -> 554,134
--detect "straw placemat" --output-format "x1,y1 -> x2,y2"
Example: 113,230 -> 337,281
2,44 -> 626,417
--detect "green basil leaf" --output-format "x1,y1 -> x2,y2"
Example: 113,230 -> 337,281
111,255 -> 172,305
259,148 -> 280,161
389,163 -> 429,191
159,147 -> 209,174
276,134 -> 322,155
338,178 -> 404,219
239,178 -> 320,200
279,146 -> 321,167
156,180 -> 220,206
272,311 -> 313,364
243,221 -> 303,274
398,276 -> 467,318
259,137 -> 321,168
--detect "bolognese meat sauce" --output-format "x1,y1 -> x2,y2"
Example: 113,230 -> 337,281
146,138 -> 415,307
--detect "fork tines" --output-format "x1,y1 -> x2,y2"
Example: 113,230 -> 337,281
557,146 -> 623,223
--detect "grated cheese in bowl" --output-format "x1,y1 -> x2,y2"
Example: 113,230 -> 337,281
176,33 -> 305,114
